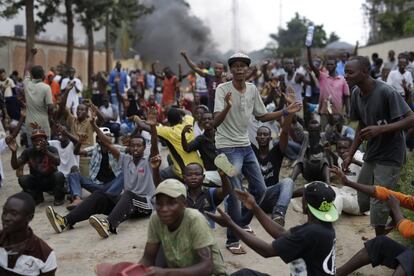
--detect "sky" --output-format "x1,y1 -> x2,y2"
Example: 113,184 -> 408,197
0,0 -> 367,54
186,0 -> 367,53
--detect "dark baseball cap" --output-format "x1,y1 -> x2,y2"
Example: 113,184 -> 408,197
304,181 -> 338,222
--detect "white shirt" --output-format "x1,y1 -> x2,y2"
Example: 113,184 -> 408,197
284,72 -> 303,102
386,69 -> 413,96
0,77 -> 15,97
61,78 -> 83,114
48,140 -> 79,177
0,138 -> 7,186
100,105 -> 119,123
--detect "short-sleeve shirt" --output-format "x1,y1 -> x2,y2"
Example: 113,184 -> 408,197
24,76 -> 53,137
187,188 -> 218,214
273,223 -> 336,276
318,72 -> 350,114
186,134 -> 217,170
386,69 -> 413,96
19,146 -> 59,176
65,111 -> 94,149
0,77 -> 15,97
0,228 -> 57,275
252,143 -> 284,186
61,77 -> 82,114
48,140 -> 79,176
214,81 -> 267,149
147,208 -> 227,275
118,153 -> 155,208
156,115 -> 203,177
350,80 -> 411,166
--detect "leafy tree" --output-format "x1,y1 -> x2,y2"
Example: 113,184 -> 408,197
364,0 -> 414,44
269,13 -> 337,57
0,0 -> 59,60
104,0 -> 153,71
327,32 -> 340,44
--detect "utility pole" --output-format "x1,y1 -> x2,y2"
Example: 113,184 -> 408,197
231,0 -> 240,51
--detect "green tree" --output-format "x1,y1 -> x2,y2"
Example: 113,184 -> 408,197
104,0 -> 153,71
364,0 -> 414,44
327,32 -> 340,44
74,0 -> 111,89
0,0 -> 59,60
269,13 -> 335,57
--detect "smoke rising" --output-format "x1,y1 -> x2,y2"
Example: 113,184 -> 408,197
134,0 -> 222,70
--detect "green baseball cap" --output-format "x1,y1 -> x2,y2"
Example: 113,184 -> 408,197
305,181 -> 338,222
155,179 -> 187,199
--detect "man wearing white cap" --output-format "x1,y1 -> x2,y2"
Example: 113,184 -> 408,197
213,52 -> 302,254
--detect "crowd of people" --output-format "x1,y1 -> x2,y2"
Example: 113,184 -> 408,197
0,44 -> 414,276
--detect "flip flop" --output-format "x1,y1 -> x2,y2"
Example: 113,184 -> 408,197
214,154 -> 237,177
226,242 -> 247,255
243,225 -> 255,235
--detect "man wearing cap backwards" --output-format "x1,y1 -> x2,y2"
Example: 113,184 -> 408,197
6,128 -> 65,206
207,182 -> 338,276
138,179 -> 227,276
45,111 -> 159,238
213,52 -> 302,253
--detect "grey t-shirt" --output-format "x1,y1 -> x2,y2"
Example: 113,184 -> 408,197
214,81 -> 267,149
350,80 -> 411,166
24,75 -> 53,137
118,153 -> 155,208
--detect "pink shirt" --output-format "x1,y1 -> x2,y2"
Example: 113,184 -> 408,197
318,71 -> 350,114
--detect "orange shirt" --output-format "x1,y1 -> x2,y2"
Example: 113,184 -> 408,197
375,186 -> 414,238
44,80 -> 60,103
161,76 -> 177,107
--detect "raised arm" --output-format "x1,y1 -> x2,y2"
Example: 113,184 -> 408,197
91,118 -> 120,160
213,170 -> 232,204
256,101 -> 301,122
151,62 -> 164,80
73,134 -> 89,156
24,48 -> 37,76
181,51 -> 208,78
181,125 -> 194,152
6,137 -> 26,169
213,92 -> 232,128
10,108 -> 26,139
306,46 -> 320,78
278,113 -> 294,153
57,81 -> 74,118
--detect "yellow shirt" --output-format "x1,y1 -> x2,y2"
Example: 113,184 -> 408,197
156,115 -> 203,177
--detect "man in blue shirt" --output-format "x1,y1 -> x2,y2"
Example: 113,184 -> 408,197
108,61 -> 127,115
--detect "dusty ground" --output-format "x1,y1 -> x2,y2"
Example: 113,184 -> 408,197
0,147 -> 392,276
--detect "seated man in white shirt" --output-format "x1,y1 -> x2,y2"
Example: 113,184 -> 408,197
48,125 -> 79,178
330,137 -> 364,216
99,95 -> 121,143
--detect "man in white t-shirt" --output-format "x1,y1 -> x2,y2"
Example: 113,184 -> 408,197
387,56 -> 413,98
332,137 -> 364,216
61,67 -> 83,115
99,95 -> 121,142
48,125 -> 79,178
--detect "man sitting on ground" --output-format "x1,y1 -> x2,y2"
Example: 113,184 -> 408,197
138,179 -> 227,275
66,126 -> 123,210
0,192 -> 57,275
324,113 -> 355,144
207,182 -> 338,275
252,111 -> 295,225
45,111 -> 159,238
291,119 -> 331,183
7,127 -> 65,206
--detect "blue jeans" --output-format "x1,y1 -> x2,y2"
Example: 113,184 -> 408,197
259,178 -> 294,217
218,146 -> 267,244
67,172 -> 124,198
282,140 -> 301,161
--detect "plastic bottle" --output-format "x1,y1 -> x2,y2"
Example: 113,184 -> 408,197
305,25 -> 315,47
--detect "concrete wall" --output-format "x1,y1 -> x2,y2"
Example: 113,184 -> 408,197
0,37 -> 112,84
358,36 -> 414,59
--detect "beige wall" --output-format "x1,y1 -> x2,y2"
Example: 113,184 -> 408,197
0,37 -> 112,84
358,36 -> 414,59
